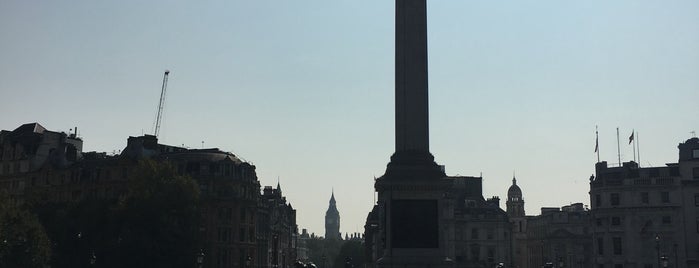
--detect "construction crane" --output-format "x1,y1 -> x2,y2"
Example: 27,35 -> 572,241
154,70 -> 170,138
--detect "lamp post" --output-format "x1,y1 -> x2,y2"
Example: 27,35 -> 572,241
196,249 -> 205,268
90,251 -> 96,266
655,235 -> 661,268
661,256 -> 669,268
673,244 -> 678,268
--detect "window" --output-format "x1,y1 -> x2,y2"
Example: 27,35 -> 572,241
487,229 -> 494,240
612,237 -> 622,255
661,192 -> 670,203
611,193 -> 620,206
218,227 -> 230,242
596,218 -> 603,226
239,228 -> 245,242
611,217 -> 621,226
470,244 -> 480,261
595,194 -> 602,207
614,264 -> 624,268
695,194 -> 699,206
472,228 -> 479,239
597,238 -> 604,255
641,192 -> 649,204
662,216 -> 672,224
693,149 -> 699,159
696,217 -> 699,233
693,167 -> 699,179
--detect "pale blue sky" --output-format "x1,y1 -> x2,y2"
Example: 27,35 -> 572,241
1,0 -> 698,235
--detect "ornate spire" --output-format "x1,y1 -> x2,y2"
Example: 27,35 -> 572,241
276,176 -> 281,193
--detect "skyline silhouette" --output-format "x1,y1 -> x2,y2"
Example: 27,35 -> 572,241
2,0 -> 698,236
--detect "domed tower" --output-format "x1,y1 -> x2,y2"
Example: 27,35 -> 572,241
506,176 -> 525,218
325,191 -> 340,240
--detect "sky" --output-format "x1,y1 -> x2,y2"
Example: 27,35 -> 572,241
1,0 -> 698,236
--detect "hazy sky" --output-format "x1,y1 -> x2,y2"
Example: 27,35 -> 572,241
2,0 -> 698,236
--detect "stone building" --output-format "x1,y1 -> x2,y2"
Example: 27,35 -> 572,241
506,177 -> 592,268
257,184 -> 297,268
325,191 -> 340,240
365,175 -> 512,268
507,177 -> 528,268
452,176 -> 512,268
590,137 -> 699,268
0,123 -> 298,268
296,229 -> 311,262
525,204 -> 592,268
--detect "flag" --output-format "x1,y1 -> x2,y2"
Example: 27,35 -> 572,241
629,130 -> 634,145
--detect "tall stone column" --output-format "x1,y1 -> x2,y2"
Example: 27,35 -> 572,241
394,0 -> 429,156
373,1 -> 455,267
387,0 -> 443,178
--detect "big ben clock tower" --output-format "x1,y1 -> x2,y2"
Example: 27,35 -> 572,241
325,191 -> 341,240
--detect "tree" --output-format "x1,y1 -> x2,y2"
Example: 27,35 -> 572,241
108,159 -> 201,268
0,192 -> 51,268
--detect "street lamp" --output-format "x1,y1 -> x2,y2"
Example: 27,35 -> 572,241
197,249 -> 205,268
90,251 -> 96,265
655,235 -> 661,268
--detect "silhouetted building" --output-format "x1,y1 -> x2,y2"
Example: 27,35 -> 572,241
507,177 -> 528,268
505,177 -> 592,268
0,123 -> 298,268
590,137 -> 699,268
0,123 -> 84,204
525,205 -> 592,268
296,229 -> 311,262
160,146 -> 261,268
325,191 -> 340,240
258,184 -> 297,268
452,176 -> 512,268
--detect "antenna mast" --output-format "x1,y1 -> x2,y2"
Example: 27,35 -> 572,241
154,70 -> 170,137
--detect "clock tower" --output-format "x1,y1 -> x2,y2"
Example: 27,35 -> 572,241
325,191 -> 341,240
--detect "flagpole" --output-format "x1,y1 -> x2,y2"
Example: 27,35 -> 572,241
632,129 -> 636,163
617,127 -> 621,166
637,131 -> 641,167
595,125 -> 600,163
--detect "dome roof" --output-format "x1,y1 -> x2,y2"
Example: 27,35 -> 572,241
507,177 -> 522,198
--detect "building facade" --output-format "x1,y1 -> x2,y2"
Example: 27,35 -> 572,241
0,123 -> 298,268
507,177 -> 528,268
365,175 -> 512,268
590,137 -> 699,268
452,176 -> 512,268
